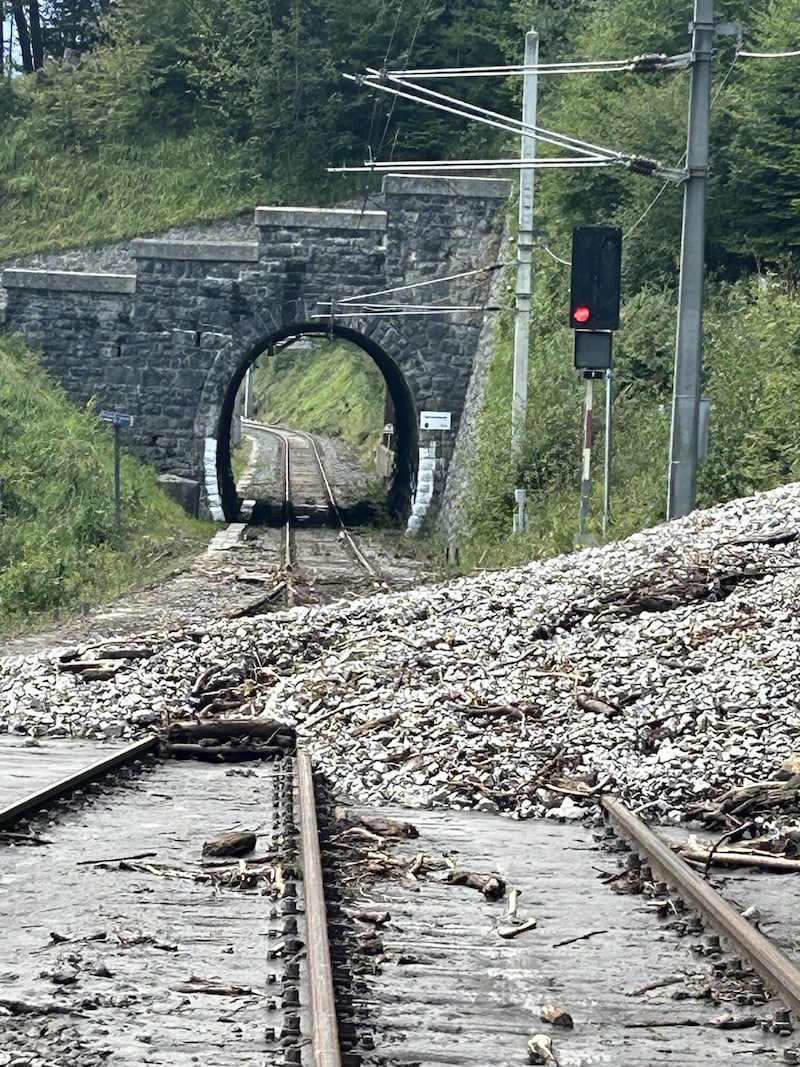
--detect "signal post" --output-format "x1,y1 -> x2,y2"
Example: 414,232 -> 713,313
569,226 -> 622,542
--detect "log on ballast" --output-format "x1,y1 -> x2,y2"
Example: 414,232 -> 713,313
164,743 -> 289,762
166,719 -> 296,746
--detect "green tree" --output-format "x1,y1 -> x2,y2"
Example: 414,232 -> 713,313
712,0 -> 800,271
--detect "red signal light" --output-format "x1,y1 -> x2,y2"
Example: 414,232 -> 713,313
573,305 -> 591,324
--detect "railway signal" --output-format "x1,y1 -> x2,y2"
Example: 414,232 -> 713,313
570,227 -> 622,543
569,225 -> 622,332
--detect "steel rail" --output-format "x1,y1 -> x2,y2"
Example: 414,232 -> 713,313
297,750 -> 341,1067
602,795 -> 800,1016
0,734 -> 160,829
280,427 -> 296,606
241,420 -> 377,580
259,422 -> 376,579
302,431 -> 376,577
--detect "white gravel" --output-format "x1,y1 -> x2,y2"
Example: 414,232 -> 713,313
3,482 -> 800,825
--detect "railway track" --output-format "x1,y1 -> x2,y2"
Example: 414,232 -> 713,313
4,736 -> 800,1064
237,419 -> 380,610
320,799 -> 800,1066
0,734 -> 347,1067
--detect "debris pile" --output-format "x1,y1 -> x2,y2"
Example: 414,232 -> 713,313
3,483 -> 800,828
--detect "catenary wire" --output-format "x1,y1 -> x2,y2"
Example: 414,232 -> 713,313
738,48 -> 800,58
354,70 -> 622,161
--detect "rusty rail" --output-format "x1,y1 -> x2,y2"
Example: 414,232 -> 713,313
297,749 -> 341,1067
602,795 -> 800,1017
0,734 -> 160,829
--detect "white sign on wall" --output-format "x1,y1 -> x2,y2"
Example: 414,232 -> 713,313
419,411 -> 452,431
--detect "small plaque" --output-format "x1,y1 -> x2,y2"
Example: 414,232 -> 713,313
419,411 -> 452,431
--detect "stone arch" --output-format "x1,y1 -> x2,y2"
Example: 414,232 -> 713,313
214,323 -> 418,523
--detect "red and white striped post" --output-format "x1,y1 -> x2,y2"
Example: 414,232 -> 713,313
579,376 -> 595,539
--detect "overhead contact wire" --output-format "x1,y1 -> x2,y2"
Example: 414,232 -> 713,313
362,68 -> 621,160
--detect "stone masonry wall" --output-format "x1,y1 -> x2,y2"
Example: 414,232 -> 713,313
1,176 -> 511,527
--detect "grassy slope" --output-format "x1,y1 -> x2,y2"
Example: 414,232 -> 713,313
0,336 -> 213,630
251,343 -> 387,464
0,134 -> 269,258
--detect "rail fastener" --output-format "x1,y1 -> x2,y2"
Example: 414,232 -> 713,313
602,795 -> 800,1018
0,734 -> 160,830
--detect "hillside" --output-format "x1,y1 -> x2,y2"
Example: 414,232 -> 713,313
249,339 -> 387,466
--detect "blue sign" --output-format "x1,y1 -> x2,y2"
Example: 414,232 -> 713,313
100,410 -> 134,428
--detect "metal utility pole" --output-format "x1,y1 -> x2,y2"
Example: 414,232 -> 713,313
100,409 -> 134,531
511,29 -> 538,532
667,0 -> 714,519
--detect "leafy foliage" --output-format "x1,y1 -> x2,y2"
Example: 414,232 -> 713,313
250,339 -> 387,463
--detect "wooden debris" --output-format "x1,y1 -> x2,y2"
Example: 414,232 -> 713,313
540,1005 -> 574,1029
353,710 -> 401,735
56,643 -> 154,681
82,644 -> 155,661
336,826 -> 385,847
56,659 -> 121,681
727,528 -> 798,548
174,976 -> 254,996
190,662 -> 226,696
687,774 -> 800,825
623,1018 -> 702,1029
77,851 -> 158,866
356,814 -> 419,839
709,1014 -> 758,1029
527,1033 -> 557,1064
202,831 -> 257,858
507,887 -> 520,918
407,852 -> 424,879
0,997 -> 79,1016
778,755 -> 800,779
349,909 -> 391,926
627,975 -> 688,996
229,582 -> 286,618
112,929 -> 178,951
577,693 -> 621,718
164,742 -> 287,761
443,868 -> 506,901
497,917 -> 538,940
677,845 -> 800,873
552,929 -> 607,949
0,830 -> 51,845
166,718 -> 296,751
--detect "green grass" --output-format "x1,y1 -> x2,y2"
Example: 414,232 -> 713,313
0,133 -> 270,258
0,335 -> 214,630
251,340 -> 387,465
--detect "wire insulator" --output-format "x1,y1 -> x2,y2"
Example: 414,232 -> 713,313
630,53 -> 669,72
626,155 -> 659,176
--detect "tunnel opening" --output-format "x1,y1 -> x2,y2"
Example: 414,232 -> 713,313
216,323 -> 418,525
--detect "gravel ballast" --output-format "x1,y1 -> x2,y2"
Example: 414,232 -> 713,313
3,483 -> 800,827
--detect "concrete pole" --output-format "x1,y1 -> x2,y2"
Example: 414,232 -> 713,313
667,0 -> 714,519
511,30 -> 539,498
